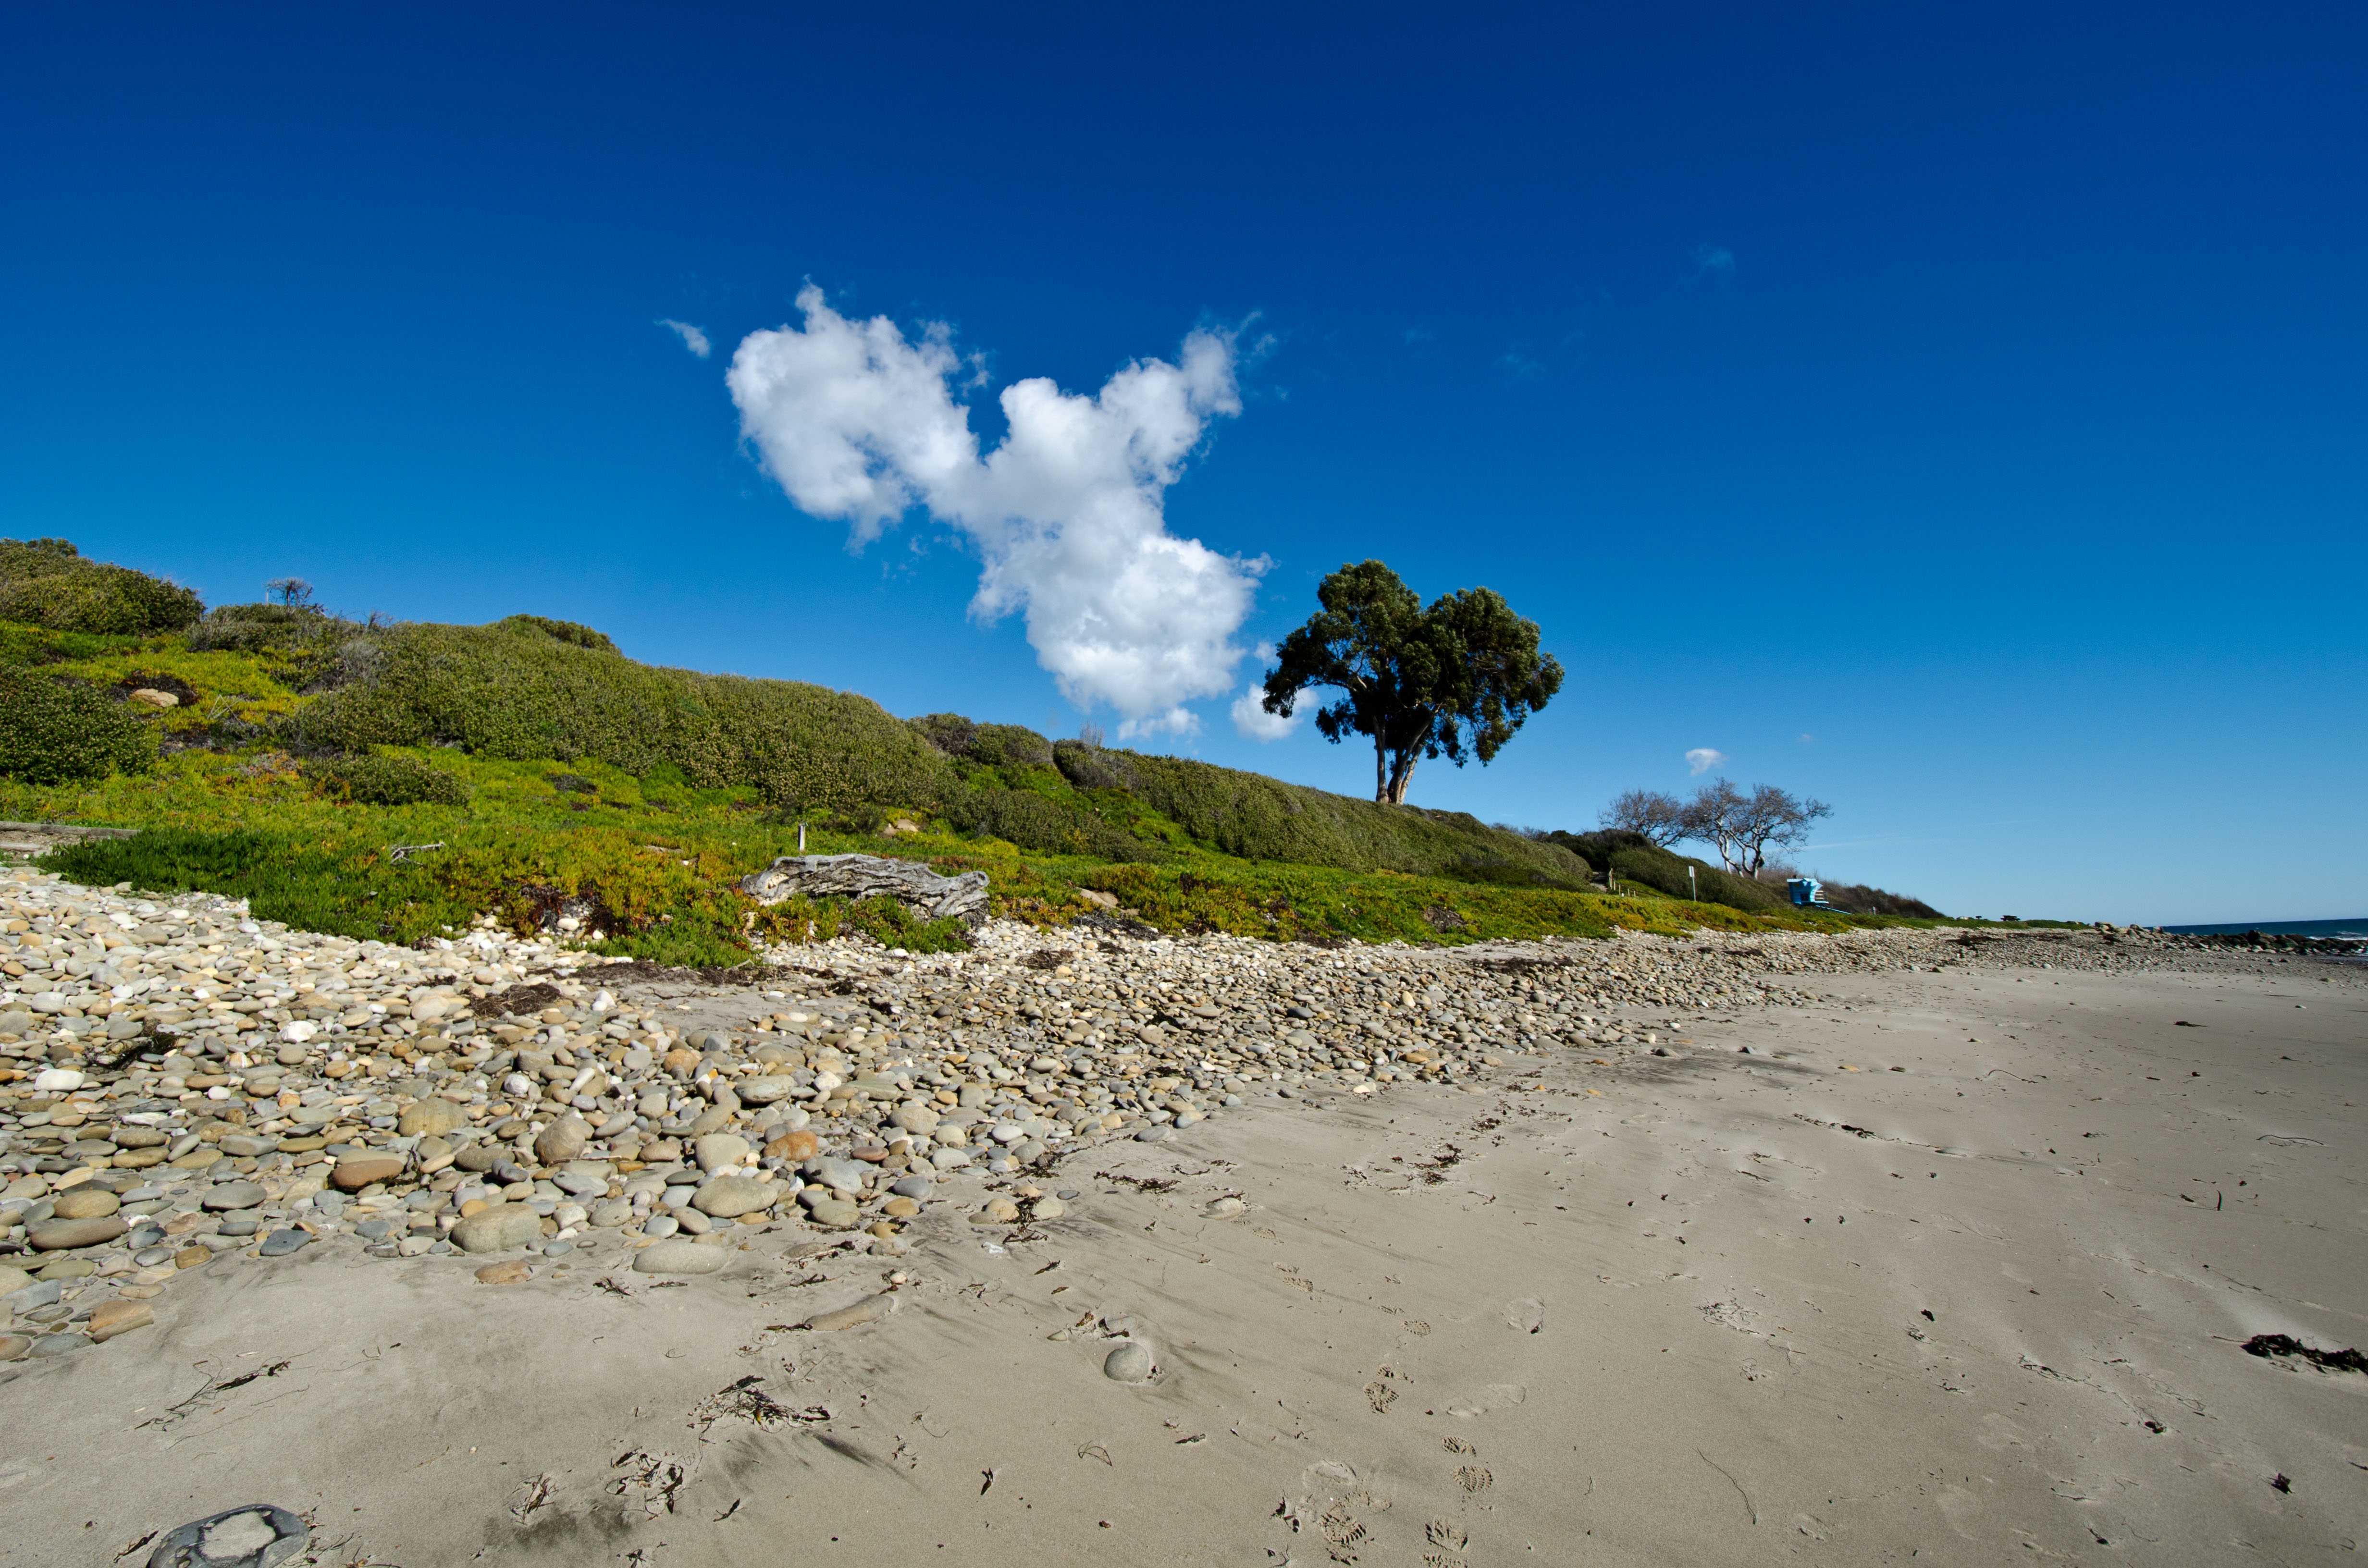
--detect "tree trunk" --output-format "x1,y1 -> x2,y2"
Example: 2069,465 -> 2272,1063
1373,735 -> 1389,803
1386,752 -> 1418,805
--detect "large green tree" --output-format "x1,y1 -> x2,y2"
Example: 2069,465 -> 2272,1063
1259,560 -> 1564,804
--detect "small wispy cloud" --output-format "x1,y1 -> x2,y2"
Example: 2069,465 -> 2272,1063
1799,732 -> 1814,744
657,318 -> 712,358
1495,348 -> 1544,383
1685,747 -> 1727,775
1690,245 -> 1736,278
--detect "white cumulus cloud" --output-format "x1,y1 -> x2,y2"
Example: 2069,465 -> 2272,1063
1231,681 -> 1309,742
1686,747 -> 1728,776
728,285 -> 1261,734
657,318 -> 712,358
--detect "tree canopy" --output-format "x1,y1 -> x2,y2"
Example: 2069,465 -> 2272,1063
1260,559 -> 1563,804
1598,777 -> 1832,875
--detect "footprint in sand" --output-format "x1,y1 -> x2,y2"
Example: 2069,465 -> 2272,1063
1455,1465 -> 1493,1493
1403,1318 -> 1432,1336
1427,1519 -> 1469,1549
1503,1297 -> 1544,1334
1365,1381 -> 1399,1414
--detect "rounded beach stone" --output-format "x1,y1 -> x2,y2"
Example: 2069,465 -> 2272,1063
803,1196 -> 859,1228
202,1181 -> 268,1211
692,1133 -> 751,1173
632,1237 -> 727,1275
691,1176 -> 778,1218
332,1155 -> 406,1191
258,1229 -> 311,1257
534,1115 -> 591,1166
1103,1341 -> 1155,1383
51,1186 -> 121,1220
0,1335 -> 29,1362
810,1156 -> 865,1194
450,1204 -> 545,1254
397,1098 -> 468,1138
736,1076 -> 797,1105
87,1298 -> 153,1342
475,1260 -> 531,1284
29,1216 -> 127,1250
1030,1197 -> 1066,1220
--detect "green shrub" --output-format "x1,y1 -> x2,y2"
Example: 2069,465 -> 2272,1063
910,712 -> 979,756
305,753 -> 473,807
284,620 -> 957,816
0,539 -> 203,636
1052,739 -> 1140,791
37,827 -> 473,942
186,602 -> 358,655
0,667 -> 157,784
971,723 -> 1054,768
495,613 -> 617,653
1590,837 -> 1781,912
1098,748 -> 1595,882
940,773 -> 1160,862
912,712 -> 1054,768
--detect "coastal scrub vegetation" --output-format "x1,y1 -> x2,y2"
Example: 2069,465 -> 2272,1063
0,537 -> 204,636
1,541 -> 1973,964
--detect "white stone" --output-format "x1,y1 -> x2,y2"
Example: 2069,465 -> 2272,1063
32,1068 -> 85,1093
279,1020 -> 318,1043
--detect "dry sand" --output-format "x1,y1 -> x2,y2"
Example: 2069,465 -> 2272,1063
6,951 -> 2362,1566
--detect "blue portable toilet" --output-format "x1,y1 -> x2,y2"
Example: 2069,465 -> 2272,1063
1786,877 -> 1824,908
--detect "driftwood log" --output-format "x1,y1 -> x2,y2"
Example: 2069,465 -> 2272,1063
738,854 -> 989,922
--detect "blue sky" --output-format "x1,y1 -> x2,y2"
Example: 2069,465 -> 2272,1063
3,2 -> 2361,924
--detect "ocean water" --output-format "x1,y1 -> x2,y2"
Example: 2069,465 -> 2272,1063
2162,918 -> 2368,939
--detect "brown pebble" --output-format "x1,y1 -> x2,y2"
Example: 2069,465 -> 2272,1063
86,1299 -> 154,1341
333,1154 -> 407,1191
175,1247 -> 211,1270
765,1128 -> 820,1162
475,1260 -> 533,1285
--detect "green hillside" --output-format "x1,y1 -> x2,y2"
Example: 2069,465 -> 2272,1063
0,540 -> 1950,962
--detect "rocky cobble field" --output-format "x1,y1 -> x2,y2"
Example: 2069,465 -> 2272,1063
3,866 -> 2354,1366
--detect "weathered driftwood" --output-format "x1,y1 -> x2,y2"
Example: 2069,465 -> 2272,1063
739,854 -> 989,921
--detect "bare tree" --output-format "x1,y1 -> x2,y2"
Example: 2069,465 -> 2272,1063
1683,779 -> 1832,875
265,576 -> 313,608
1598,788 -> 1690,846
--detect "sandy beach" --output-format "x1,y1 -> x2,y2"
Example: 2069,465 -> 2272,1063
4,916 -> 2362,1567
